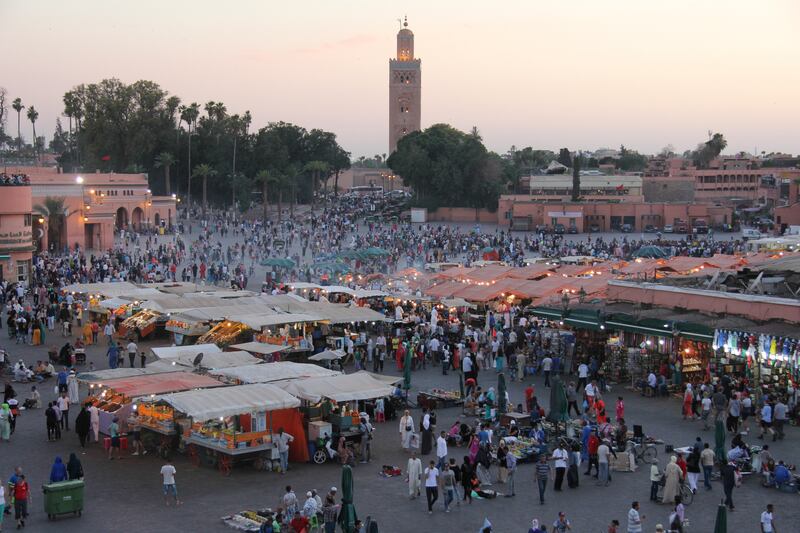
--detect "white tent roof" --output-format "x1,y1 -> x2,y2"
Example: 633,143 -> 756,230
64,282 -> 162,299
353,289 -> 389,299
77,361 -> 181,383
230,342 -> 288,355
151,344 -> 222,360
308,349 -> 345,361
320,285 -> 356,295
226,312 -> 320,329
209,362 -> 340,384
98,297 -> 130,309
287,282 -> 323,290
276,371 -> 395,402
156,383 -> 300,421
171,350 -> 261,370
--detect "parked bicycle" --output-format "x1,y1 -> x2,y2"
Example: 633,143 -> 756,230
627,440 -> 658,464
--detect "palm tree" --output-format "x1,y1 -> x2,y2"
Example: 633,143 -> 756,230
192,163 -> 218,214
571,152 -> 582,202
180,102 -> 200,205
154,152 -> 177,195
254,169 -> 274,221
26,106 -> 39,159
12,98 -> 24,152
304,160 -> 330,213
33,196 -> 69,253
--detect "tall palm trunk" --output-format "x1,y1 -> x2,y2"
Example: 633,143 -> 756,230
31,122 -> 37,159
277,191 -> 283,223
231,137 -> 237,208
164,165 -> 171,196
262,182 -> 268,221
16,111 -> 21,152
202,176 -> 208,214
187,133 -> 192,206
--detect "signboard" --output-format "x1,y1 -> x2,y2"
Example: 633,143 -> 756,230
0,230 -> 33,246
411,208 -> 427,223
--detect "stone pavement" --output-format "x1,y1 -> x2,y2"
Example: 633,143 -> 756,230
2,333 -> 799,533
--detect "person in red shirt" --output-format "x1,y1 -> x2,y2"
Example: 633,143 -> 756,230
585,433 -> 600,477
13,474 -> 29,529
524,385 -> 535,413
289,510 -> 309,533
676,453 -> 688,478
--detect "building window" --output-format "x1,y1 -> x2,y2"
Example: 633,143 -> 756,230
23,214 -> 31,226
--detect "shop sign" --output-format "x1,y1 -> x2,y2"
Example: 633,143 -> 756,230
0,230 -> 32,246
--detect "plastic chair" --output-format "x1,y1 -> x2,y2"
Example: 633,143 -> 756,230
309,514 -> 320,533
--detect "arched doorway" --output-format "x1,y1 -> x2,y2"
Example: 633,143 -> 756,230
131,207 -> 144,230
116,207 -> 129,230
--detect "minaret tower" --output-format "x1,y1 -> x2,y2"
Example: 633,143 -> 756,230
389,16 -> 421,153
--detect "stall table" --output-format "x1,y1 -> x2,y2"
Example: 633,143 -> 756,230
186,435 -> 278,476
416,390 -> 463,410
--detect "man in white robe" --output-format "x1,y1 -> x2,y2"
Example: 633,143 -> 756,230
406,451 -> 422,499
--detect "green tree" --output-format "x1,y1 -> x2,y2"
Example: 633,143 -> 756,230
26,105 -> 39,158
304,160 -> 330,211
557,148 -> 572,168
33,196 -> 70,252
691,132 -> 727,169
571,152 -> 582,202
154,152 -> 176,195
387,123 -> 503,210
254,169 -> 285,221
49,118 -> 68,153
617,145 -> 649,171
192,163 -> 218,214
180,102 -> 200,204
11,97 -> 23,152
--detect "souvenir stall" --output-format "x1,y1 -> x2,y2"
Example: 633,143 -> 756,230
84,372 -> 224,435
151,383 -> 302,475
675,338 -> 710,385
712,329 -> 800,399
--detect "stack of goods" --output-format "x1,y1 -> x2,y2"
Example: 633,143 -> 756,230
197,321 -> 251,347
88,392 -> 127,413
121,310 -> 162,337
505,437 -> 546,462
135,403 -> 175,431
221,510 -> 276,532
188,420 -> 272,450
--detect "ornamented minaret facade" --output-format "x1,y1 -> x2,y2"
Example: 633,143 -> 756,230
389,16 -> 421,153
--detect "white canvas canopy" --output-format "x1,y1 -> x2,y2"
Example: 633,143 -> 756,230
64,282 -> 162,299
98,297 -> 131,309
151,344 -> 222,360
209,362 -> 340,384
277,371 -> 394,402
170,350 -> 261,370
353,289 -> 389,299
320,285 -> 356,295
76,361 -> 181,383
230,342 -> 288,356
308,349 -> 345,361
226,312 -> 319,330
287,282 -> 323,290
156,383 -> 300,421
441,297 -> 477,309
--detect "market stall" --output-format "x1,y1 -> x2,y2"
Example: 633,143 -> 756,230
209,362 -> 340,385
152,383 -> 303,475
416,389 -> 463,410
230,342 -> 289,362
86,372 -> 225,435
165,314 -> 212,345
118,309 -> 165,340
197,320 -> 253,347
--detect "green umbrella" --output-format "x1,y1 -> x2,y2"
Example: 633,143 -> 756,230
261,257 -> 296,269
714,420 -> 726,463
497,372 -> 507,414
403,343 -> 412,391
713,503 -> 727,533
546,375 -> 570,423
338,465 -> 358,533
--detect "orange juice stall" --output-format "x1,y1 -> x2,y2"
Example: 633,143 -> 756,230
154,383 -> 302,476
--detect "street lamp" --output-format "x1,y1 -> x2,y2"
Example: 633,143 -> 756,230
75,176 -> 84,184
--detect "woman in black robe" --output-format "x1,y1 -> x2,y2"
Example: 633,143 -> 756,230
420,409 -> 433,455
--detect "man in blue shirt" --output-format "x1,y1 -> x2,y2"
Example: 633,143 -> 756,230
57,368 -> 68,393
773,460 -> 791,488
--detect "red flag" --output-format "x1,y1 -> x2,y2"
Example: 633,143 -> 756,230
101,155 -> 111,161
615,184 -> 625,191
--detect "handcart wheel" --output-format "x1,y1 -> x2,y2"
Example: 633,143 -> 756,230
313,449 -> 327,464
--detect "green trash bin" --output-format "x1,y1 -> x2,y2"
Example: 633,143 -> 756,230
42,480 -> 84,520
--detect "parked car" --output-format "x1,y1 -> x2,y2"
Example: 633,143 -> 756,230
567,225 -> 578,234
621,223 -> 633,233
589,223 -> 601,233
663,224 -> 674,233
554,224 -> 566,235
644,224 -> 658,233
741,228 -> 763,239
535,225 -> 552,234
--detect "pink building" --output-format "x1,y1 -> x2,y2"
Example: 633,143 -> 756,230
0,177 -> 34,282
3,167 -> 176,261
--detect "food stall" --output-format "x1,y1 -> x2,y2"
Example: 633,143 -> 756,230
416,389 -> 463,410
118,309 -> 165,340
276,371 -> 395,463
165,314 -> 212,345
84,372 -> 225,435
197,320 -> 253,347
155,383 -> 302,475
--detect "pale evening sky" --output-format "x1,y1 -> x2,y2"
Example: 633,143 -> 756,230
3,0 -> 799,158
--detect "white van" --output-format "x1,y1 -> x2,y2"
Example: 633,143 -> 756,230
741,228 -> 763,239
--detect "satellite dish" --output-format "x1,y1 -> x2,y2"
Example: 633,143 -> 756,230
192,353 -> 204,369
